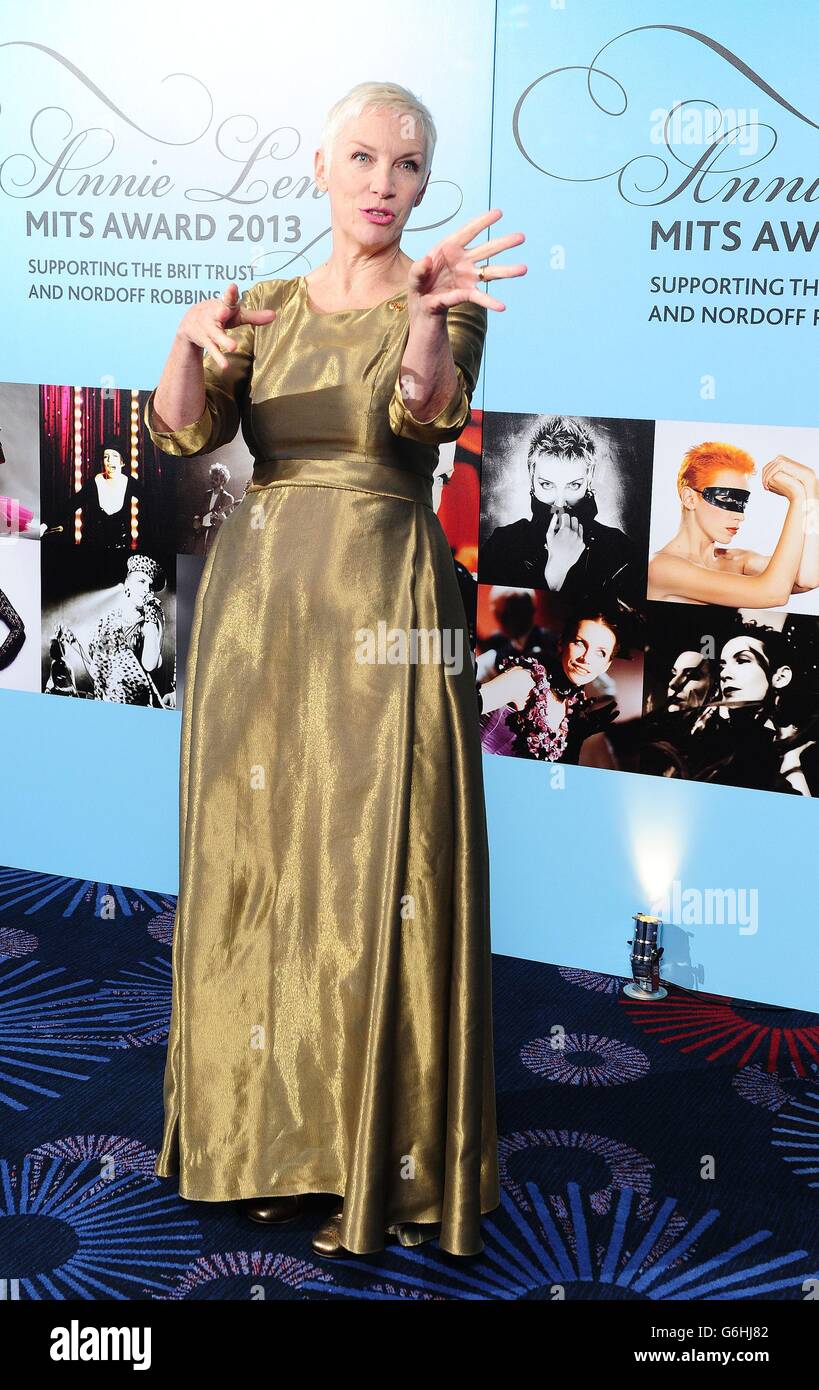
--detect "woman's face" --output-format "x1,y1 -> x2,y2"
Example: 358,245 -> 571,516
667,650 -> 711,711
124,572 -> 151,606
686,467 -> 749,545
561,618 -> 617,687
531,453 -> 589,510
102,449 -> 123,475
719,634 -> 770,704
319,108 -> 428,246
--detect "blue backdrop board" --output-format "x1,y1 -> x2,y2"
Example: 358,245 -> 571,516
0,0 -> 816,1010
482,0 -> 819,1009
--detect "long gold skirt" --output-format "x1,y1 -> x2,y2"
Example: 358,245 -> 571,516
157,455 -> 500,1255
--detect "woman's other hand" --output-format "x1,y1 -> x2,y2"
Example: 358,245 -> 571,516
407,209 -> 527,319
176,281 -> 276,371
544,511 -> 586,590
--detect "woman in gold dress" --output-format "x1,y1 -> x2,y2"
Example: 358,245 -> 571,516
145,80 -> 526,1259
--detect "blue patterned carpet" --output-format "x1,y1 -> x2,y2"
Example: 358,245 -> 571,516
1,864 -> 817,1302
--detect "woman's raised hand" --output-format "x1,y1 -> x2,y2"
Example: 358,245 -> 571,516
177,281 -> 276,370
762,454 -> 816,495
407,209 -> 527,317
544,510 -> 586,589
763,455 -> 807,502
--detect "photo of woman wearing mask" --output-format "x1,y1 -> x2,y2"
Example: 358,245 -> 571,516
648,441 -> 819,611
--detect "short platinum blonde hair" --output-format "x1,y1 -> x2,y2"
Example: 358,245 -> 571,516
320,81 -> 437,182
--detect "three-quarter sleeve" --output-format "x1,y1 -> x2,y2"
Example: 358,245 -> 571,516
144,282 -> 262,457
388,299 -> 487,444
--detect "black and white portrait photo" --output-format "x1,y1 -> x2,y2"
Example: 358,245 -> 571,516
637,603 -> 819,796
478,413 -> 654,615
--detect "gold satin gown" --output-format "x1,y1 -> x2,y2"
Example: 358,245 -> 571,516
145,273 -> 500,1256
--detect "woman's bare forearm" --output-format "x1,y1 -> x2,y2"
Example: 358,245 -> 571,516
761,489 -> 810,603
795,481 -> 819,590
152,332 -> 208,432
398,310 -> 458,422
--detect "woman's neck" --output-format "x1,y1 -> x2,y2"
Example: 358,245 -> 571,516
310,243 -> 413,301
668,512 -> 718,563
546,653 -> 577,699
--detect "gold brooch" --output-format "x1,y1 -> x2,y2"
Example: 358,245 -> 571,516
387,299 -> 406,312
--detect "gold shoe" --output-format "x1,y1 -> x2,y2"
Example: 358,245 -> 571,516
310,1205 -> 347,1259
242,1194 -> 305,1224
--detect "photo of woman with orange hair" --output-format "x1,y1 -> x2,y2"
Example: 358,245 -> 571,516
648,430 -> 819,613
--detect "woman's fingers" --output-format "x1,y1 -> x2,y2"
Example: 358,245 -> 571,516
239,308 -> 277,326
203,338 -> 230,370
215,281 -> 277,330
467,286 -> 509,312
210,324 -> 241,354
221,281 -> 241,311
473,262 -> 528,281
411,212 -> 527,311
423,284 -> 507,313
452,208 -> 504,247
465,231 -> 526,261
192,301 -> 276,361
434,209 -> 518,262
